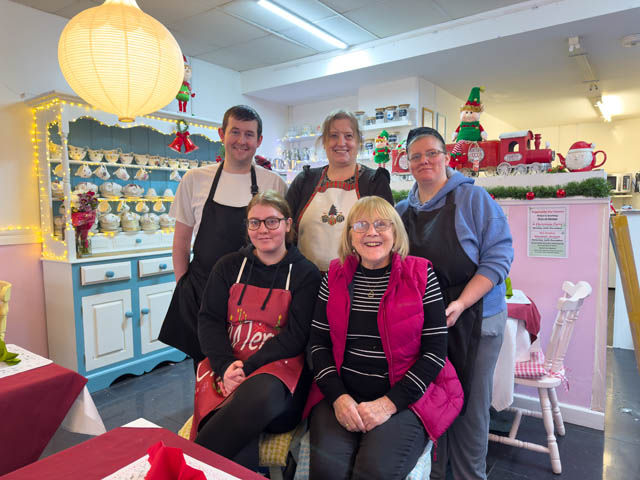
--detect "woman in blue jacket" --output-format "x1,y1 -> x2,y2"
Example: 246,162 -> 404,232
396,127 -> 514,480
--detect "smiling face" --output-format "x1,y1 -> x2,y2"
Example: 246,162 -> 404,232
247,204 -> 291,258
460,109 -> 480,122
350,214 -> 395,269
324,118 -> 359,168
408,135 -> 448,187
219,116 -> 263,167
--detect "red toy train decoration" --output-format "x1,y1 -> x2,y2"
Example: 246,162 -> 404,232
391,130 -> 555,176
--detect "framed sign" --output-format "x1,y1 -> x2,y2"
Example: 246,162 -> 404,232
436,113 -> 446,139
422,108 -> 434,128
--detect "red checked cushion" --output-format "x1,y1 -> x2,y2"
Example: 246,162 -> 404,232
514,351 -> 547,379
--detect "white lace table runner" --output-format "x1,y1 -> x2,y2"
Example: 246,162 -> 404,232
0,344 -> 53,379
102,454 -> 242,480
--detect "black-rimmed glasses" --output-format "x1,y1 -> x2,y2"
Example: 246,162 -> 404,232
246,217 -> 286,230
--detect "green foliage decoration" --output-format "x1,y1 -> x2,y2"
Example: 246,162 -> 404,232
391,177 -> 610,203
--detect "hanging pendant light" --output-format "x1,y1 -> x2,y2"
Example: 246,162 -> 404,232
58,0 -> 184,122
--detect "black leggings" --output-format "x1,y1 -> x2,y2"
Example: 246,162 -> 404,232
195,370 -> 311,470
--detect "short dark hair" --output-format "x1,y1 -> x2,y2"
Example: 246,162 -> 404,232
222,105 -> 263,138
406,127 -> 446,152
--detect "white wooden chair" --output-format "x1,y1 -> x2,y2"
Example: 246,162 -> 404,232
488,280 -> 592,475
0,281 -> 11,341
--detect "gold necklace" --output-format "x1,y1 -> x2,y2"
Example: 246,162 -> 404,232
358,265 -> 388,298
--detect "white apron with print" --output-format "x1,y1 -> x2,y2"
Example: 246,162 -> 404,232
297,169 -> 360,272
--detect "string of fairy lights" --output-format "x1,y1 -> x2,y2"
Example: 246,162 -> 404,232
26,96 -> 217,261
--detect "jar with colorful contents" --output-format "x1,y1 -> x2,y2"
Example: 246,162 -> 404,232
398,104 -> 410,119
375,108 -> 385,124
354,111 -> 366,126
385,106 -> 398,122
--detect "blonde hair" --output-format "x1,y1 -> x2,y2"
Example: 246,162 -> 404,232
246,190 -> 295,243
319,109 -> 363,150
337,196 -> 409,263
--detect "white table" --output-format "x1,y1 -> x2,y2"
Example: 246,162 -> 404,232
492,291 -> 541,411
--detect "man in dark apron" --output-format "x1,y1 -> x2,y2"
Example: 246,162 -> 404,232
159,105 -> 287,368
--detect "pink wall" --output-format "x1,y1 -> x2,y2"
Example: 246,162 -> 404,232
503,199 -> 608,410
0,243 -> 48,356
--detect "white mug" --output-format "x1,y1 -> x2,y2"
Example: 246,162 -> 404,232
114,167 -> 130,181
97,201 -> 112,214
153,200 -> 166,213
169,170 -> 181,182
135,201 -> 149,213
53,163 -> 64,177
93,164 -> 111,180
75,164 -> 93,178
134,169 -> 149,181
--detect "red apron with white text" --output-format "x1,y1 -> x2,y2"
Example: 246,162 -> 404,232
190,260 -> 304,440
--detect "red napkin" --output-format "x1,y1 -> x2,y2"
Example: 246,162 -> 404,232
145,441 -> 206,480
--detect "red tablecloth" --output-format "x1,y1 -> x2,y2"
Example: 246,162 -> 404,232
4,426 -> 265,479
507,298 -> 541,343
0,362 -> 87,475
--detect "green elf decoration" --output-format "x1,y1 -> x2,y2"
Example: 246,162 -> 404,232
176,56 -> 195,113
450,86 -> 488,167
373,130 -> 390,166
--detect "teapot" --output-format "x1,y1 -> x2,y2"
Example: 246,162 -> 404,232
76,182 -> 99,195
123,183 -> 144,197
99,181 -> 123,198
99,213 -> 120,231
120,211 -> 140,232
557,141 -> 607,172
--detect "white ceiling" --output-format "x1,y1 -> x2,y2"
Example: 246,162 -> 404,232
10,0 -> 640,128
11,0 -> 532,71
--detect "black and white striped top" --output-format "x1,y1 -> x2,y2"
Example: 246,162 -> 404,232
310,263 -> 448,410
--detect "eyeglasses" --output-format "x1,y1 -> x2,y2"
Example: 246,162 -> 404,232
246,217 -> 286,230
351,219 -> 393,233
409,150 -> 445,163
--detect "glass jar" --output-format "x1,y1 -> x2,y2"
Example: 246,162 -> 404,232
364,138 -> 375,155
388,132 -> 399,148
385,106 -> 397,122
354,111 -> 366,126
375,108 -> 385,124
398,104 -> 410,119
366,117 -> 376,126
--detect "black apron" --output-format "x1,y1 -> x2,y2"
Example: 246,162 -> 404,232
401,191 -> 482,412
159,162 -> 258,362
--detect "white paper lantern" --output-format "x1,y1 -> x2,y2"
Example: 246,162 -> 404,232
58,0 -> 184,122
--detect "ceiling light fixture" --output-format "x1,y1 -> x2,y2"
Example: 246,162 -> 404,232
58,0 -> 184,122
257,0 -> 347,49
594,95 -> 622,122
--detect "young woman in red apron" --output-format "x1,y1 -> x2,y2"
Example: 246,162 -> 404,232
192,191 -> 321,471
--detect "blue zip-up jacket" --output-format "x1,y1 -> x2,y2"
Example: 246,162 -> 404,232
396,168 -> 513,317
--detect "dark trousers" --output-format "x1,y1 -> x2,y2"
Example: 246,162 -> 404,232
309,399 -> 428,480
195,371 -> 310,471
